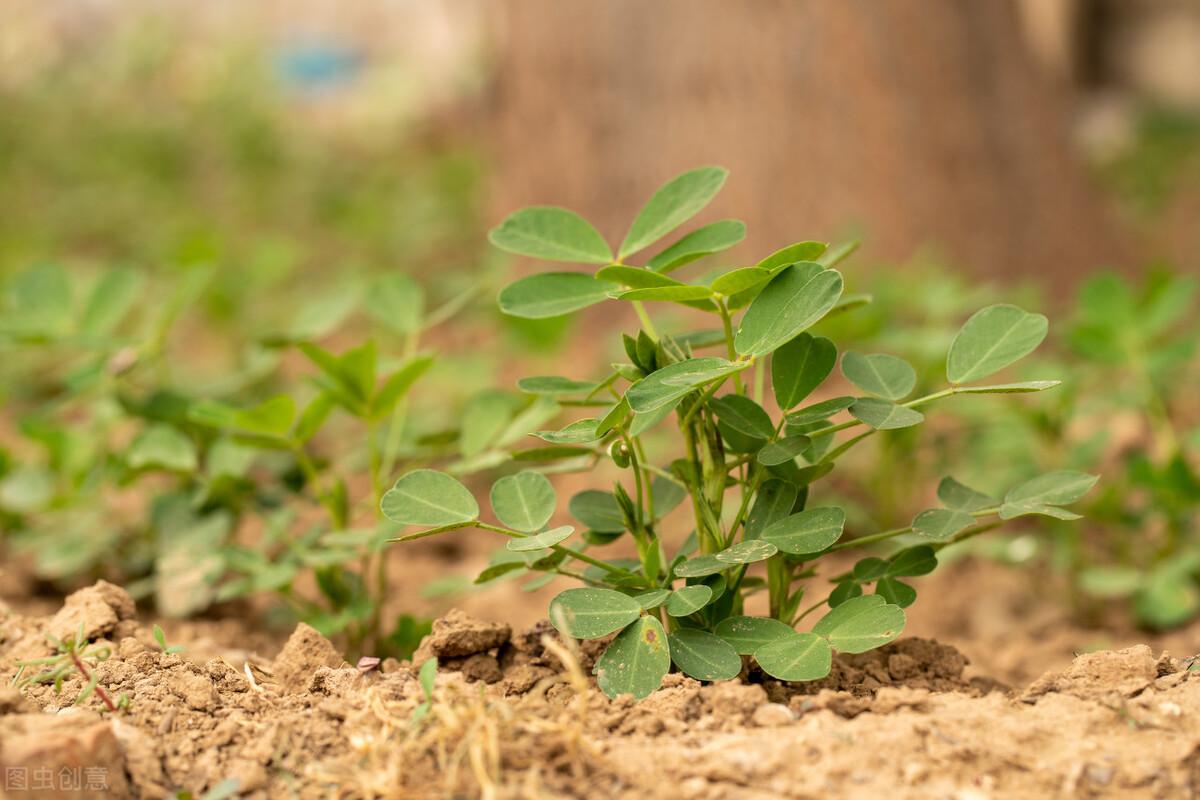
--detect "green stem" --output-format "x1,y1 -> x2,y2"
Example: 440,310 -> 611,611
632,301 -> 659,341
718,301 -> 745,395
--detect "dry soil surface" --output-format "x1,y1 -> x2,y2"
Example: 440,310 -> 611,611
2,582 -> 1200,799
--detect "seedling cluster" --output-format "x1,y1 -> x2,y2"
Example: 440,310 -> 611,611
382,167 -> 1097,698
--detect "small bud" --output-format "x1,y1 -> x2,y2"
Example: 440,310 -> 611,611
609,440 -> 631,468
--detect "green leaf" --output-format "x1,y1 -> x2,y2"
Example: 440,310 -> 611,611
569,490 -> 626,533
651,475 -> 688,518
785,396 -> 856,427
499,273 -> 613,319
619,166 -> 728,259
840,352 -> 916,401
1078,566 -> 1142,599
754,632 -> 832,681
549,587 -> 642,639
81,269 -> 142,336
999,471 -> 1099,520
745,479 -> 799,540
771,333 -> 837,410
674,554 -> 727,578
761,507 -> 845,555
506,525 -> 574,552
715,616 -> 795,655
366,273 -> 424,334
626,358 -> 748,414
596,265 -> 682,289
953,380 -> 1062,394
490,471 -> 557,533
735,264 -> 844,357
937,477 -> 995,512
756,435 -> 811,467
635,589 -> 672,610
911,508 -> 975,541
419,657 -> 438,698
756,241 -> 828,272
596,399 -> 631,436
849,398 -> 924,430
709,395 -> 775,440
188,395 -> 296,439
372,355 -> 435,420
946,304 -> 1049,384
715,540 -> 779,565
517,376 -> 596,396
647,220 -> 747,273
461,391 -> 515,456
813,596 -> 905,654
666,585 -> 713,617
711,267 -> 770,295
127,425 -> 197,472
1135,563 -> 1200,629
668,629 -> 742,681
533,418 -> 602,445
594,616 -> 670,699
875,578 -> 917,608
381,470 -> 479,527
489,207 -> 612,264
886,546 -> 937,577
617,285 -> 715,303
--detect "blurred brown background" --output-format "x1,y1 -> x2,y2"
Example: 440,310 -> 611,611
3,0 -> 1198,287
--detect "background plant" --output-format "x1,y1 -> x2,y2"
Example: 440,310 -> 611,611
0,257 -> 536,657
382,167 -> 1096,698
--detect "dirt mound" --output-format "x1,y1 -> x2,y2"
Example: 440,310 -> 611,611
2,587 -> 1200,798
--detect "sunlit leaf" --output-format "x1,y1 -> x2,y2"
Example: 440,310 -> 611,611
754,632 -> 832,681
761,507 -> 845,555
735,264 -> 843,357
489,207 -> 612,264
714,615 -> 795,655
594,616 -> 670,699
381,470 -> 479,527
946,304 -> 1048,384
619,167 -> 728,259
841,352 -> 916,401
771,333 -> 837,410
849,398 -> 924,430
668,629 -> 742,681
550,588 -> 641,639
491,471 -> 557,533
499,273 -> 613,319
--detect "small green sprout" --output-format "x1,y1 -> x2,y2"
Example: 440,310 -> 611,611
383,166 -> 1097,700
411,657 -> 438,724
153,624 -> 186,655
11,623 -> 121,712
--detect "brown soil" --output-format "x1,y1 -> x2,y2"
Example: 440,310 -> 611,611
3,580 -> 1200,799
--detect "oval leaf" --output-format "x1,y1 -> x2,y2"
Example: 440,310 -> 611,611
709,394 -> 775,440
619,166 -> 728,259
489,206 -> 612,264
814,596 -> 906,654
841,352 -> 916,401
506,525 -> 574,552
756,435 -> 811,467
946,304 -> 1049,384
735,264 -> 844,357
382,470 -> 478,527
849,398 -> 924,430
517,376 -> 597,396
569,490 -> 627,533
761,507 -> 845,555
668,629 -> 742,681
771,333 -> 837,410
785,396 -> 855,427
754,632 -> 832,681
549,588 -> 642,639
911,508 -> 974,541
715,540 -> 779,565
594,616 -> 670,699
648,220 -> 747,273
499,273 -> 613,319
937,477 -> 996,512
666,585 -> 714,617
490,471 -> 557,533
635,589 -> 672,610
674,554 -> 728,578
626,358 -> 748,415
715,616 -> 796,655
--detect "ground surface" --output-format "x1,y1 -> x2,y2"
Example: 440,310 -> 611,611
2,573 -> 1200,799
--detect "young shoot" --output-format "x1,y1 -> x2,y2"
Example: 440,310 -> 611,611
382,166 -> 1097,699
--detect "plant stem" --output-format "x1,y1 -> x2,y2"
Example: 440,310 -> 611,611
69,650 -> 116,713
475,522 -> 645,582
718,302 -> 745,395
632,301 -> 659,341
